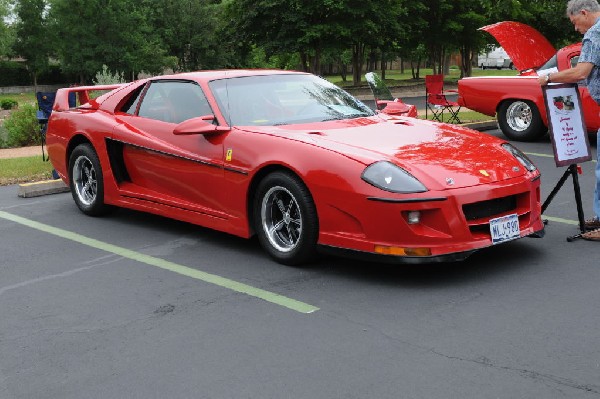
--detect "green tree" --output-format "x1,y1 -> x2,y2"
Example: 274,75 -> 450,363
452,0 -> 488,78
0,0 -> 14,57
386,0 -> 427,79
226,0 -> 408,85
342,0 -> 407,85
419,0 -> 458,74
49,0 -> 168,83
13,0 -> 52,90
147,0 -> 232,71
224,0 -> 329,73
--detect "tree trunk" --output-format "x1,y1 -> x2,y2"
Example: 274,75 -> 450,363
459,46 -> 473,78
311,47 -> 321,75
351,42 -> 366,86
339,62 -> 347,82
443,53 -> 451,75
32,73 -> 38,96
300,52 -> 309,72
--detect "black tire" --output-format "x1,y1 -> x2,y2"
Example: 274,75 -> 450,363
68,143 -> 113,216
497,100 -> 546,141
253,171 -> 318,265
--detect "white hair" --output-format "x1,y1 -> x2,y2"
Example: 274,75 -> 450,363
567,0 -> 600,15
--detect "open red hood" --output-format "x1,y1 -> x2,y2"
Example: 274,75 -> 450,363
480,21 -> 556,71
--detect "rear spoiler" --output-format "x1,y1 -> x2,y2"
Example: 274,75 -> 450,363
53,84 -> 126,111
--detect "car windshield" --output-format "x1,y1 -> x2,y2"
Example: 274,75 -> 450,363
209,74 -> 374,126
537,53 -> 557,71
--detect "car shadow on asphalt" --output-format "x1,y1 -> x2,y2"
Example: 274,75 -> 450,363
104,208 -> 544,289
311,240 -> 544,288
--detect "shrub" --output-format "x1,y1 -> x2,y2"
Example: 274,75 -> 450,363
1,99 -> 18,110
3,103 -> 41,148
93,65 -> 126,85
0,125 -> 7,148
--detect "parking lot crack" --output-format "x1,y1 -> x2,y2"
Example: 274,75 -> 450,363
429,349 -> 600,395
0,264 -> 100,297
324,311 -> 600,396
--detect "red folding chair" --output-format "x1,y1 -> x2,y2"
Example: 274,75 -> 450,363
425,74 -> 461,124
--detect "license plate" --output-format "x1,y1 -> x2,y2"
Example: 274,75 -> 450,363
489,214 -> 520,245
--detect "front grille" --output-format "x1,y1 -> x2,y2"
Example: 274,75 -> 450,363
462,195 -> 517,221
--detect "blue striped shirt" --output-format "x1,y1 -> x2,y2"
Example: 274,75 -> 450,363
579,17 -> 600,103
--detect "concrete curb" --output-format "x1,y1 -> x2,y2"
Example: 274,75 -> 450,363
460,120 -> 498,131
17,179 -> 69,198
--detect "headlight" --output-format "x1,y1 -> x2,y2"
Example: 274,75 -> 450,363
362,161 -> 427,193
502,143 -> 537,172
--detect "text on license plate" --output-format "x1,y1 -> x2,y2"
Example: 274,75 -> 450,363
489,214 -> 520,245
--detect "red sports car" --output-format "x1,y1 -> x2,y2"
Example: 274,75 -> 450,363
458,21 -> 600,141
46,70 -> 544,265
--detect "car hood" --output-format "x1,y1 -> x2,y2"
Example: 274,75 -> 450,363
480,21 -> 556,71
251,118 -> 528,191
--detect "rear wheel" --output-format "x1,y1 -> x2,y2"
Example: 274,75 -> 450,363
497,100 -> 546,141
253,171 -> 318,265
68,143 -> 113,216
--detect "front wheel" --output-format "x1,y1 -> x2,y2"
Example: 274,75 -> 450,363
253,172 -> 318,265
68,143 -> 113,216
497,100 -> 546,141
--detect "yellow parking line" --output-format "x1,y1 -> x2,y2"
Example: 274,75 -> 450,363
543,215 -> 580,226
524,152 -> 595,225
0,210 -> 319,314
524,151 -> 554,158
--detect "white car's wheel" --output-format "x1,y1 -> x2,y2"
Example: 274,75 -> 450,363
498,100 -> 546,141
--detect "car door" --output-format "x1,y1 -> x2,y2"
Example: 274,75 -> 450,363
112,79 -> 228,218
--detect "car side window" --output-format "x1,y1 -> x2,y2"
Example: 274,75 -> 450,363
121,85 -> 145,115
570,55 -> 579,69
137,81 -> 212,124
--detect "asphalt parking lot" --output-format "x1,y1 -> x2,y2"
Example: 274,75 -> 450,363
1,128 -> 599,398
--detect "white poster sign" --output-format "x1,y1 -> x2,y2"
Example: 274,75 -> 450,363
542,83 -> 592,167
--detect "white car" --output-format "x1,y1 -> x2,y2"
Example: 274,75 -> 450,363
478,46 -> 513,70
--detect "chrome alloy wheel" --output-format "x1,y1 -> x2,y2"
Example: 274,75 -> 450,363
73,155 -> 98,206
261,185 -> 303,253
506,101 -> 532,132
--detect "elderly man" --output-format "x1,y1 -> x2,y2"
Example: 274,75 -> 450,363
539,0 -> 600,240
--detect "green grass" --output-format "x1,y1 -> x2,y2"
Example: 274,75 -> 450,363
0,156 -> 54,185
422,110 -> 495,124
0,92 -> 36,105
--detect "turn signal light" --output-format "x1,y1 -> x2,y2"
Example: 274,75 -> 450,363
374,245 -> 432,257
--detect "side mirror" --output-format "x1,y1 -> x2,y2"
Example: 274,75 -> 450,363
173,115 -> 230,135
365,72 -> 418,118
